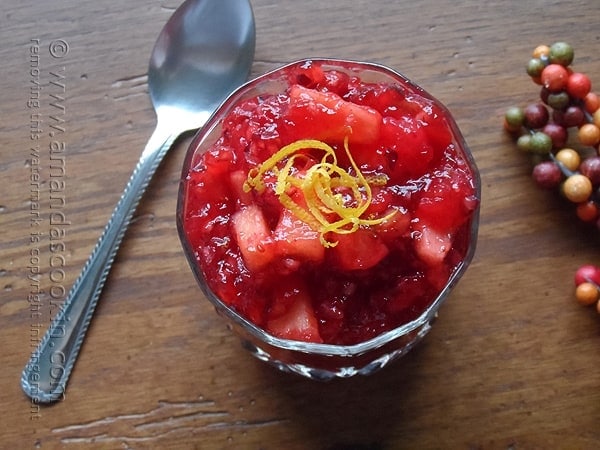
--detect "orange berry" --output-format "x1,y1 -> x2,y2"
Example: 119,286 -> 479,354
563,174 -> 593,203
555,148 -> 581,171
578,123 -> 600,146
584,92 -> 600,114
533,45 -> 550,59
575,282 -> 599,306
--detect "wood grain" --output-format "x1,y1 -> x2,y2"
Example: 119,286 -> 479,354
2,0 -> 600,448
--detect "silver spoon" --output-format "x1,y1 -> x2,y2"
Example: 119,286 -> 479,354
21,0 -> 255,403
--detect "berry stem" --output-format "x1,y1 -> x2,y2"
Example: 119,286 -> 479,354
548,152 -> 576,177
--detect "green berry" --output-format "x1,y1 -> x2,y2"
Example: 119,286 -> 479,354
505,106 -> 525,128
528,131 -> 553,154
517,134 -> 532,152
526,58 -> 546,78
549,42 -> 574,66
546,91 -> 570,110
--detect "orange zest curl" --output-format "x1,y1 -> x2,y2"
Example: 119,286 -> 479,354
243,137 -> 395,247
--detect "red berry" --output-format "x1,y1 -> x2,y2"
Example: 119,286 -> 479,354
532,161 -> 562,189
574,265 -> 600,286
580,156 -> 600,185
541,64 -> 570,92
523,103 -> 549,129
553,105 -> 585,128
542,123 -> 568,148
566,72 -> 592,99
576,201 -> 599,222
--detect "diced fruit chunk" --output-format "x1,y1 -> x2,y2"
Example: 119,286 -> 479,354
285,84 -> 382,144
231,205 -> 274,272
379,115 -> 435,179
266,282 -> 323,343
415,164 -> 477,231
273,209 -> 325,263
413,222 -> 452,266
375,207 -> 411,242
330,229 -> 389,270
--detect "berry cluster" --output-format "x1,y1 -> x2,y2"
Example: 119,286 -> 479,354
504,42 -> 600,313
504,42 -> 600,223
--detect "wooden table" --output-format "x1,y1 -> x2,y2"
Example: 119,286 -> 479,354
3,0 -> 600,448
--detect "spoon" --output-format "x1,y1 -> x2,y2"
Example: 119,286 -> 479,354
21,0 -> 256,403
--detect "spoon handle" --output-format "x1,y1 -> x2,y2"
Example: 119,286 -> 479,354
21,126 -> 176,403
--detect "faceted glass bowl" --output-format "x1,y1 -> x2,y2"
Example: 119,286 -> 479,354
176,59 -> 481,380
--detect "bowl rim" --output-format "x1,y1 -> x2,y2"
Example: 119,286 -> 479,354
176,58 -> 481,357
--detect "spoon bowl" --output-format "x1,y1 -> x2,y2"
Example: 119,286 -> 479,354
21,0 -> 255,403
149,0 -> 255,131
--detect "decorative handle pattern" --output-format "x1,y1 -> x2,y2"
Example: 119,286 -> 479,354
21,127 -> 175,403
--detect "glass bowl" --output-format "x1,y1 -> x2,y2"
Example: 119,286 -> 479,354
176,59 -> 481,380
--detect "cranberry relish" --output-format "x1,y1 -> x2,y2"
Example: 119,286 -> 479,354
181,61 -> 478,345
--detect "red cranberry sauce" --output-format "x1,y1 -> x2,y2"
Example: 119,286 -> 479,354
182,61 -> 478,345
